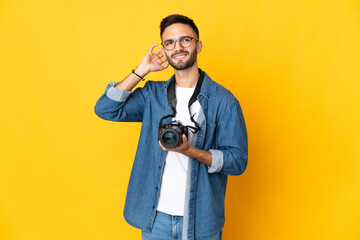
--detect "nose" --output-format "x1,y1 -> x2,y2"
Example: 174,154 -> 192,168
173,39 -> 183,51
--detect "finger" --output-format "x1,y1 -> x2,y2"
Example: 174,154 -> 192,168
159,61 -> 169,70
157,53 -> 164,58
154,58 -> 165,66
159,140 -> 166,150
148,43 -> 159,53
161,61 -> 169,69
182,134 -> 188,142
161,48 -> 168,56
160,57 -> 168,63
154,48 -> 162,55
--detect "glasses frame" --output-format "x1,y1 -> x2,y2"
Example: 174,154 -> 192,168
161,36 -> 199,50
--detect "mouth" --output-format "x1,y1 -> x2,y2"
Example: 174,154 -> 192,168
172,53 -> 188,60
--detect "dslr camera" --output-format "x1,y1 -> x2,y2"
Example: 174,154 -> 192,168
158,120 -> 189,149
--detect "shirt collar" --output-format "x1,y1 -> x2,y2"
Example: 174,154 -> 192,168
164,68 -> 211,100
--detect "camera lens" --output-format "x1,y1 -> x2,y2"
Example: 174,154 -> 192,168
164,132 -> 176,144
160,129 -> 180,149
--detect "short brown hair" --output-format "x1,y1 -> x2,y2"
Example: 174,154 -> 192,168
160,14 -> 199,39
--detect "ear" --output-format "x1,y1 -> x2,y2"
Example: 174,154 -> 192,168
196,40 -> 203,54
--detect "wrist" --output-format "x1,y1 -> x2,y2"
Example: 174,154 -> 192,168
135,66 -> 148,78
182,144 -> 193,157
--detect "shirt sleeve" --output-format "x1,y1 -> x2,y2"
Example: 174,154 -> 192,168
94,81 -> 148,122
106,82 -> 132,102
207,149 -> 224,173
212,101 -> 248,175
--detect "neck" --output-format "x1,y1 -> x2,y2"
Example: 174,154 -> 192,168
174,63 -> 199,88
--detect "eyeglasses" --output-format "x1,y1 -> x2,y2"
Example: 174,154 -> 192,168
161,36 -> 199,50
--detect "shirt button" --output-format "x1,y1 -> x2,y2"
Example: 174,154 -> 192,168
158,166 -> 161,169
152,205 -> 155,209
156,187 -> 158,190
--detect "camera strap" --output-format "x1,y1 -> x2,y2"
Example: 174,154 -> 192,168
162,68 -> 204,134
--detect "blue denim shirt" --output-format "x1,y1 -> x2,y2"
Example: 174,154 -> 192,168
94,70 -> 248,240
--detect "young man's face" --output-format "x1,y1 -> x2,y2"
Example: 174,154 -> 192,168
161,23 -> 202,70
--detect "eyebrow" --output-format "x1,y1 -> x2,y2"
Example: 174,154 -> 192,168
163,35 -> 191,42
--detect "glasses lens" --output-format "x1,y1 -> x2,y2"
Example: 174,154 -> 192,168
163,40 -> 174,50
180,37 -> 192,48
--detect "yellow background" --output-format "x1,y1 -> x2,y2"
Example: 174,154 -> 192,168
1,0 -> 359,239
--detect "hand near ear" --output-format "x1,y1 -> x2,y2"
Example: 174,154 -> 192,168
135,44 -> 169,77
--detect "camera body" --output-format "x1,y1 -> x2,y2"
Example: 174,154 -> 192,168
158,121 -> 189,149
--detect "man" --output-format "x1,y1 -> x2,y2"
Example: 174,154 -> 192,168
95,14 -> 247,240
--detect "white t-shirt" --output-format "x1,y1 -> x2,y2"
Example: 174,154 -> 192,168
156,84 -> 201,216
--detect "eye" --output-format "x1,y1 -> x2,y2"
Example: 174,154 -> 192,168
164,40 -> 173,46
181,37 -> 191,43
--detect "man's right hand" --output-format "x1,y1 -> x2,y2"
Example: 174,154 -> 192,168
135,43 -> 169,77
114,44 -> 169,91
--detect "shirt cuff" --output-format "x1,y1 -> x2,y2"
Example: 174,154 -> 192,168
208,149 -> 224,173
106,82 -> 132,102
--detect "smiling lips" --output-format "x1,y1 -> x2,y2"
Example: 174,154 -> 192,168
173,53 -> 187,60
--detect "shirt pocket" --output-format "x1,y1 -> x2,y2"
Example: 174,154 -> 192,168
203,120 -> 217,149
